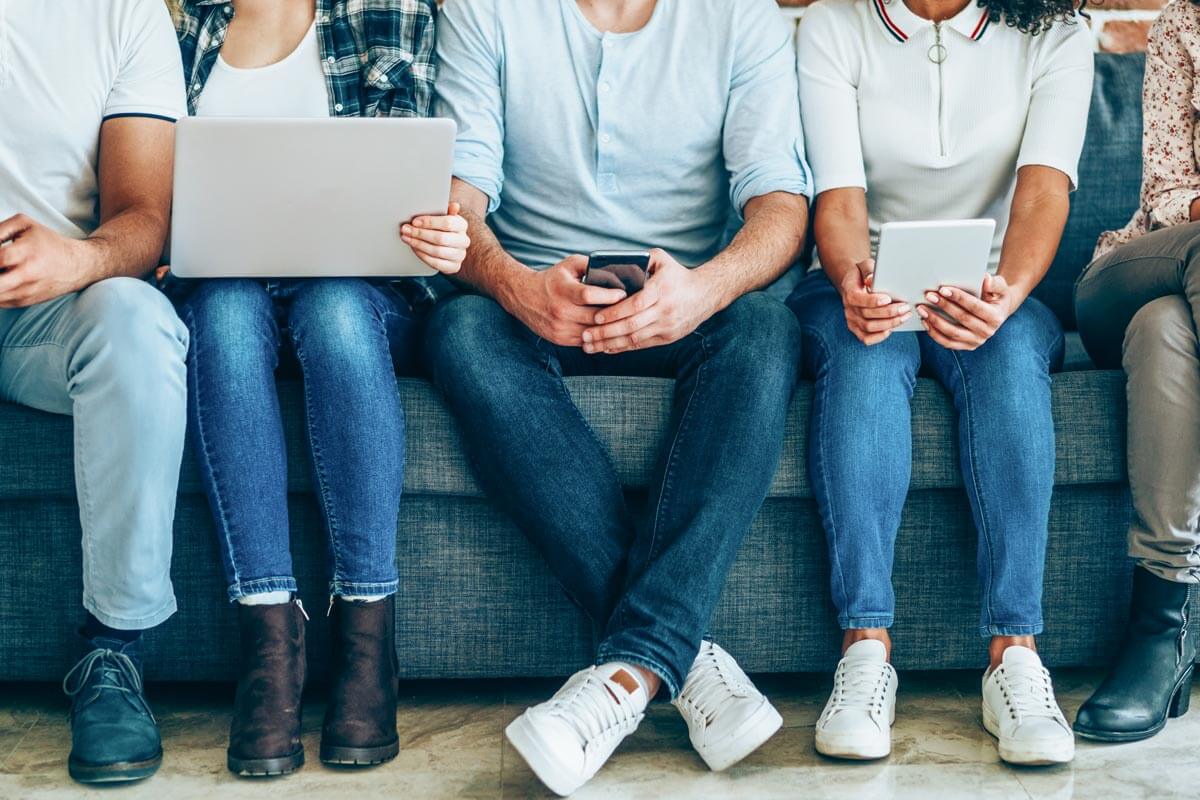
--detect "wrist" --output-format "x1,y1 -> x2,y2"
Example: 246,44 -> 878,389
495,262 -> 538,318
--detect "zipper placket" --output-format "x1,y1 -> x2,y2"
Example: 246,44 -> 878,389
933,21 -> 946,158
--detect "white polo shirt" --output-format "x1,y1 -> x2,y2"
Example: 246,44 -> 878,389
0,0 -> 185,239
797,0 -> 1095,267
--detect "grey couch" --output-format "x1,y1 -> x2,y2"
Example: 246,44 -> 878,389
1,53 -> 1193,682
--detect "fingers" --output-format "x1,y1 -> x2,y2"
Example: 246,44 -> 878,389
594,282 -> 660,325
407,210 -> 469,234
404,236 -> 466,264
918,306 -> 981,349
559,254 -> 590,279
858,301 -> 910,320
589,324 -> 668,355
0,266 -> 31,308
400,224 -> 470,249
924,291 -> 992,337
566,277 -> 626,307
582,307 -> 658,350
414,252 -> 463,275
0,242 -> 25,270
0,214 -> 33,245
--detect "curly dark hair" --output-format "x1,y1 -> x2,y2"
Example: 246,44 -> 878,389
978,0 -> 1089,36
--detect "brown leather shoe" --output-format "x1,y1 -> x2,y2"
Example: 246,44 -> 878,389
320,595 -> 400,766
227,599 -> 307,777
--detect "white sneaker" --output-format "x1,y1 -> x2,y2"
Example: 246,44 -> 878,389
815,639 -> 897,760
982,646 -> 1075,766
505,664 -> 647,796
672,641 -> 783,771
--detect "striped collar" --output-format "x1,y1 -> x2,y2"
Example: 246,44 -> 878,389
871,0 -> 992,45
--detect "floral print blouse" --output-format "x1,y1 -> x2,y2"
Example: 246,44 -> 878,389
1096,0 -> 1200,258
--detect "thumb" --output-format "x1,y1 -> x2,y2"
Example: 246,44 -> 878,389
857,259 -> 876,289
984,272 -> 1008,299
562,254 -> 589,278
447,201 -> 462,217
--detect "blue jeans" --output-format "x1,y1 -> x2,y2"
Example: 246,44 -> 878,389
178,278 -> 417,601
788,272 -> 1065,638
0,278 -> 188,630
423,292 -> 801,697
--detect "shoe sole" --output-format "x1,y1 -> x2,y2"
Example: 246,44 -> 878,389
505,714 -> 585,797
982,708 -> 1074,766
320,740 -> 400,767
227,748 -> 305,777
694,701 -> 784,771
815,706 -> 895,761
1073,668 -> 1192,743
68,752 -> 162,784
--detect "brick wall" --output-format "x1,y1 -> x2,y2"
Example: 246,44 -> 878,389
776,0 -> 1172,52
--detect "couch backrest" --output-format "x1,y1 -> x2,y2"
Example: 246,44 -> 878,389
1034,52 -> 1146,329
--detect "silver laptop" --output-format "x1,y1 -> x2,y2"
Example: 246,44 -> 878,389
169,117 -> 456,278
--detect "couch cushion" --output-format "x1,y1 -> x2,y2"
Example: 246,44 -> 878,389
1034,52 -> 1146,330
0,371 -> 1127,501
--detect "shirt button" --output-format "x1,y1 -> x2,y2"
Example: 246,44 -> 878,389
327,56 -> 336,65
601,133 -> 612,144
334,103 -> 344,112
223,5 -> 232,14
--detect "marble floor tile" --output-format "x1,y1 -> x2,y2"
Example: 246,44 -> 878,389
1,671 -> 1197,799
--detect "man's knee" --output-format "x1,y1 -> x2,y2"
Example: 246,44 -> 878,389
72,278 -> 188,389
424,294 -> 520,367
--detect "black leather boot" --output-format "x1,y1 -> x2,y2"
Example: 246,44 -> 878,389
320,596 -> 400,766
1074,567 -> 1195,742
227,600 -> 308,776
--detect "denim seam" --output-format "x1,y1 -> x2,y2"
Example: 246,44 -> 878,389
949,348 -> 999,632
229,576 -> 298,602
330,579 -> 398,597
292,337 -> 344,585
183,304 -> 243,592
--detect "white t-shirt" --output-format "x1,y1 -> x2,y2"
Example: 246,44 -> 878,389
0,0 -> 185,239
194,22 -> 330,119
797,0 -> 1095,267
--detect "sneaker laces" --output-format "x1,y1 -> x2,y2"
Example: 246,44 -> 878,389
62,648 -> 154,720
826,658 -> 893,718
545,671 -> 642,751
679,644 -> 755,724
994,663 -> 1063,724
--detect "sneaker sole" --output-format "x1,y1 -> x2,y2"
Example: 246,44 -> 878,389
693,701 -> 783,771
320,740 -> 400,767
982,707 -> 1074,766
68,752 -> 162,784
227,748 -> 305,777
505,714 -> 585,797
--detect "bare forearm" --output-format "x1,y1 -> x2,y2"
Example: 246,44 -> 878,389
813,188 -> 871,288
996,177 -> 1070,304
80,206 -> 170,283
695,192 -> 808,311
454,208 -> 533,308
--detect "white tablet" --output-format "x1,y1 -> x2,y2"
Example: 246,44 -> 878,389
871,219 -> 996,332
169,117 -> 456,279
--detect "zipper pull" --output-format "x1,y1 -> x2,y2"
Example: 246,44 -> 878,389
929,22 -> 947,64
326,595 -> 335,618
295,598 -> 311,622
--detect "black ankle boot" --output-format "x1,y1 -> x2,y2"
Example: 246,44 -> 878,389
320,596 -> 400,766
227,600 -> 308,776
1074,567 -> 1195,742
64,636 -> 162,784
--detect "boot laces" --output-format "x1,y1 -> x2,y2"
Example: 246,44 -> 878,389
545,672 -> 641,752
827,658 -> 892,717
62,649 -> 154,720
680,644 -> 754,724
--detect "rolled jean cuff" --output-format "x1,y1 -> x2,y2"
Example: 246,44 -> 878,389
228,576 -> 298,603
1134,558 -> 1200,585
82,595 -> 177,632
842,615 -> 894,630
593,648 -> 680,700
330,579 -> 398,598
979,622 -> 1043,638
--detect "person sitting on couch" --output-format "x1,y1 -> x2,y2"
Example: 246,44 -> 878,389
169,0 -> 468,778
791,0 -> 1093,766
427,0 -> 811,793
0,0 -> 189,785
1073,0 -> 1200,744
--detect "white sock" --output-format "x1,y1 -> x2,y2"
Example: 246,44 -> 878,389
238,590 -> 291,606
339,595 -> 388,603
595,662 -> 652,712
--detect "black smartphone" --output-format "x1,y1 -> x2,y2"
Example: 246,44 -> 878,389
584,251 -> 651,295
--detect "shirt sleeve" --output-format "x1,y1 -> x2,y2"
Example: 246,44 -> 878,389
795,2 -> 867,195
1141,8 -> 1200,230
104,0 -> 187,122
1015,21 -> 1095,191
434,0 -> 506,213
722,0 -> 813,216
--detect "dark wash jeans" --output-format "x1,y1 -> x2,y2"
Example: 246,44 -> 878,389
788,271 -> 1065,638
423,291 -> 801,697
178,278 -> 418,601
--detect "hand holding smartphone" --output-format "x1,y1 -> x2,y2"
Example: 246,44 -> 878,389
584,251 -> 651,296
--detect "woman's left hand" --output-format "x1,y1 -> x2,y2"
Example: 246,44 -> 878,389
400,201 -> 470,275
917,273 -> 1018,351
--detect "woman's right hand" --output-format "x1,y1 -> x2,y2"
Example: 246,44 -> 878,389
838,258 -> 912,345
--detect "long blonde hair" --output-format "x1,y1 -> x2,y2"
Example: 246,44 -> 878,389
164,0 -> 183,22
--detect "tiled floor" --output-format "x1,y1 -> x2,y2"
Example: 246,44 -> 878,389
0,670 -> 1195,799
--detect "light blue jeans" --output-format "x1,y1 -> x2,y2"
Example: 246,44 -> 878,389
788,272 -> 1065,638
0,278 -> 189,630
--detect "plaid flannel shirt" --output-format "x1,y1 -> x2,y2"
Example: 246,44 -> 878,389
173,0 -> 453,307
